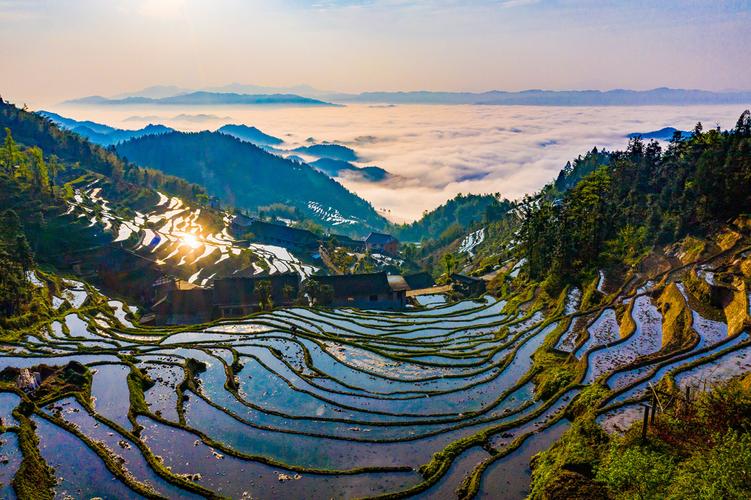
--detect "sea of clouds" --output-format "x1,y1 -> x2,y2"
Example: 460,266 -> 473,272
65,103 -> 748,222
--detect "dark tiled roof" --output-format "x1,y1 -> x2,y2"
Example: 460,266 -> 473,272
231,213 -> 255,228
310,272 -> 392,297
403,272 -> 434,290
332,234 -> 365,249
365,232 -> 398,245
450,273 -> 484,284
250,220 -> 319,245
387,275 -> 410,292
213,273 -> 299,306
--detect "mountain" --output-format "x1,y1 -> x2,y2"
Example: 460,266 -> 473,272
217,124 -> 283,146
293,143 -> 358,161
329,87 -> 751,106
38,111 -> 173,146
63,91 -> 337,107
626,126 -> 692,140
310,158 -> 390,182
115,131 -> 387,234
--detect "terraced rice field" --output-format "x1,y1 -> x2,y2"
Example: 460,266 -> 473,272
1,253 -> 749,498
65,181 -> 318,282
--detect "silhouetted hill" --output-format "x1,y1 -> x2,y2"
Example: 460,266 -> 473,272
217,124 -> 283,146
310,158 -> 390,182
293,144 -> 358,161
38,111 -> 172,146
64,91 -> 337,107
626,127 -> 691,140
331,88 -> 751,106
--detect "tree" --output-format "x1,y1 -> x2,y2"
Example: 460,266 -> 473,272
47,154 -> 62,195
254,280 -> 273,310
28,146 -> 49,194
301,280 -> 333,307
196,193 -> 209,207
443,253 -> 458,276
1,127 -> 17,171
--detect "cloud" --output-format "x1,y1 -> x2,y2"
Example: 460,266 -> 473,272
74,103 -> 746,222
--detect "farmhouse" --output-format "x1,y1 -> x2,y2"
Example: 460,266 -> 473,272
213,273 -> 300,317
309,272 -> 406,309
365,232 -> 399,255
152,273 -> 301,324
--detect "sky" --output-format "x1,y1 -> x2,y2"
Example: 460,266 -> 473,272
2,0 -> 751,105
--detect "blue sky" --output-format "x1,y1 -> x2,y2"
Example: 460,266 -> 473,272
2,0 -> 750,104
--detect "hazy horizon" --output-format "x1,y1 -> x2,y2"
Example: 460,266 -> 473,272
2,1 -> 750,105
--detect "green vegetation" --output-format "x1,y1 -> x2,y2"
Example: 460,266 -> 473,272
530,376 -> 751,499
115,130 -> 387,235
0,98 -> 206,201
394,193 -> 511,244
0,209 -> 35,318
520,111 -> 751,288
12,409 -> 56,500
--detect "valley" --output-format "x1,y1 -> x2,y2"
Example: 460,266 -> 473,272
1,230 -> 750,498
1,96 -> 751,499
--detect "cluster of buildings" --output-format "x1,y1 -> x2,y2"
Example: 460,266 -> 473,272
150,271 -> 434,325
146,217 -> 432,325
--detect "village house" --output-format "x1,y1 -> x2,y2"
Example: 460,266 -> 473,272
450,273 -> 487,296
151,273 -> 300,324
365,232 -> 399,255
403,272 -> 435,290
229,212 -> 255,235
151,269 -> 417,324
213,273 -> 300,318
329,233 -> 366,253
151,275 -> 200,304
309,272 -> 407,309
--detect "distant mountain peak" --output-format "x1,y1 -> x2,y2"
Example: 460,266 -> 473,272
216,124 -> 283,146
62,91 -> 337,107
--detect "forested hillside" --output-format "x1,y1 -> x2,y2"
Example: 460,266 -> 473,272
116,131 -> 388,235
394,193 -> 511,243
0,98 -> 204,201
520,112 -> 751,289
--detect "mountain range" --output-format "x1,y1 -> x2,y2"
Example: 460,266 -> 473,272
63,91 -> 337,107
35,111 -> 393,187
65,86 -> 751,107
39,110 -> 173,146
293,144 -> 359,162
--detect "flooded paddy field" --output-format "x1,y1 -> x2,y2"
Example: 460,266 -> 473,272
1,253 -> 750,499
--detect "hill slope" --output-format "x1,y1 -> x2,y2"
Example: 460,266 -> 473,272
216,124 -> 283,146
310,158 -> 390,182
39,110 -> 173,146
115,131 -> 387,235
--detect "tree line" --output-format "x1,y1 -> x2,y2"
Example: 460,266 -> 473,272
520,110 -> 751,289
